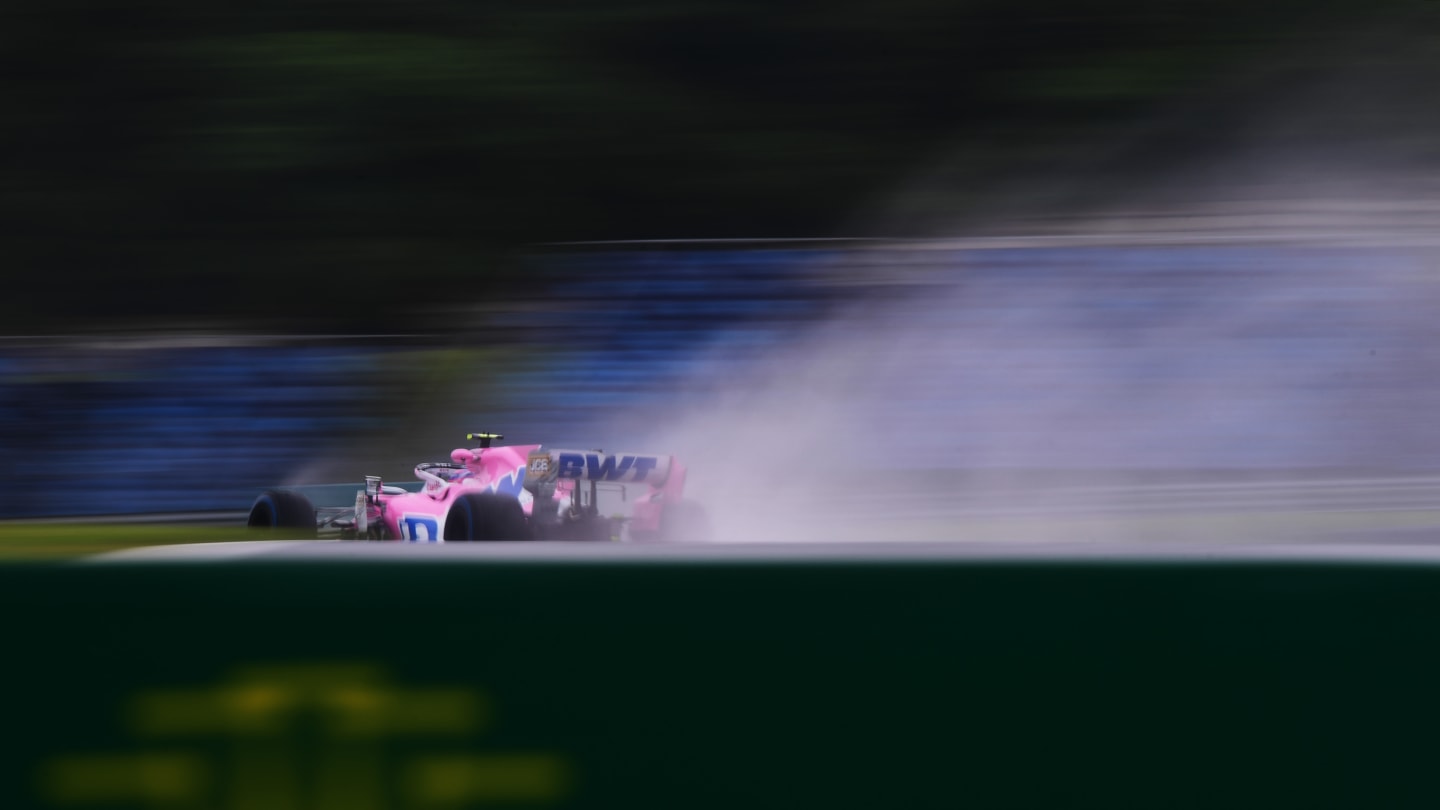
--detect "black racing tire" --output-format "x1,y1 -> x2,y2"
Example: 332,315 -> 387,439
629,500 -> 710,543
247,490 -> 316,536
444,492 -> 531,542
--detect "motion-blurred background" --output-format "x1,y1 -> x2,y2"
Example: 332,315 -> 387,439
14,9 -> 1440,808
5,0 -> 1440,524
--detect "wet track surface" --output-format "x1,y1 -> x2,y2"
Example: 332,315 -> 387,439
96,536 -> 1440,563
718,472 -> 1440,547
89,473 -> 1440,561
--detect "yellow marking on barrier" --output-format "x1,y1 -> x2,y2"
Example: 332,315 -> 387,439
327,685 -> 386,713
229,683 -> 294,715
130,687 -> 295,736
330,689 -> 485,737
41,753 -> 207,804
407,754 -> 572,805
40,663 -> 567,809
129,663 -> 487,738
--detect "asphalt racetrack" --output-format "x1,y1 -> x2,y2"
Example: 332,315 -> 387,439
95,472 -> 1440,562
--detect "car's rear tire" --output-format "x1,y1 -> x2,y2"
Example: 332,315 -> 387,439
247,490 -> 316,536
444,493 -> 531,542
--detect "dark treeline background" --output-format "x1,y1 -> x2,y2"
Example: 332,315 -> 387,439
2,0 -> 1432,332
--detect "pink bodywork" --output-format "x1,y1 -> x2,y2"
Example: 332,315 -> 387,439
369,443 -> 686,542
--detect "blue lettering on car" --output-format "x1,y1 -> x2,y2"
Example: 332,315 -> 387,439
557,453 -> 587,479
556,453 -> 663,482
401,514 -> 440,542
629,456 -> 659,481
586,453 -> 634,481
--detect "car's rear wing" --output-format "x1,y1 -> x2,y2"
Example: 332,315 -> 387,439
525,449 -> 673,487
522,447 -> 691,537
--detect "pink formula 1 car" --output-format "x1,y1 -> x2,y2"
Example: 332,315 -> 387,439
247,433 -> 707,542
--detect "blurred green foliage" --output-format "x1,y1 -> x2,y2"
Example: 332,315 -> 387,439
0,0 -> 1427,331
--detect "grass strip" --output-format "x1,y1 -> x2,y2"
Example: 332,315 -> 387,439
0,524 -> 263,560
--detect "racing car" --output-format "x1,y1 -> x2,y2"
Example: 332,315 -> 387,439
246,433 -> 707,542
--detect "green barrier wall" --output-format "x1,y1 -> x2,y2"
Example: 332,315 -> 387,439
4,560 -> 1439,809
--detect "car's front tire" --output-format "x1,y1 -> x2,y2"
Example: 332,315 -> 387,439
247,490 -> 316,537
444,493 -> 530,541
